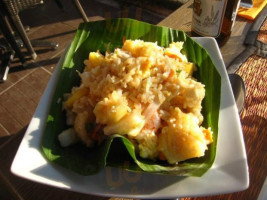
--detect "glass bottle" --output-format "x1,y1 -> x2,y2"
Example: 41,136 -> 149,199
191,0 -> 241,47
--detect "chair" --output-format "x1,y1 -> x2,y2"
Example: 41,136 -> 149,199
0,45 -> 15,82
72,0 -> 89,22
2,0 -> 59,60
0,3 -> 27,66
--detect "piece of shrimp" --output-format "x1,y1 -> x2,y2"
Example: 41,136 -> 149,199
136,103 -> 162,159
142,110 -> 161,133
142,102 -> 161,133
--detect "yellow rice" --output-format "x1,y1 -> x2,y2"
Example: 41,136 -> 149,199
62,39 -> 213,164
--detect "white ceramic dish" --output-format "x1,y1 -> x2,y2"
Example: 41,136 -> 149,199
11,37 -> 249,199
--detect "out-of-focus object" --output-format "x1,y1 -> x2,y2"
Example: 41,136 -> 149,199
238,0 -> 267,20
2,0 -> 59,60
0,45 -> 14,82
72,0 -> 89,22
240,0 -> 253,8
258,176 -> 267,200
228,74 -> 246,113
0,3 -> 27,66
227,6 -> 267,73
191,0 -> 241,47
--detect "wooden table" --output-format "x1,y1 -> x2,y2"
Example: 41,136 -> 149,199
1,1 -> 266,200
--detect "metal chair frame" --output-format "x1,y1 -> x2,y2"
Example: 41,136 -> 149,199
0,3 -> 26,66
2,0 -> 58,60
72,0 -> 89,22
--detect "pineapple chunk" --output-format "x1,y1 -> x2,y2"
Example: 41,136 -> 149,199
104,110 -> 145,137
89,51 -> 104,67
158,108 -> 208,164
141,59 -> 151,73
140,59 -> 151,78
122,40 -> 139,57
94,90 -> 129,125
184,62 -> 195,76
65,87 -> 89,109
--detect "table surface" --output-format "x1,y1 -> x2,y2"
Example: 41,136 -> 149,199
1,1 -> 266,200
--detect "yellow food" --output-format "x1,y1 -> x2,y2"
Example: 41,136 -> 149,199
93,90 -> 129,125
158,108 -> 207,164
64,87 -> 89,109
62,39 -> 212,164
88,51 -> 104,68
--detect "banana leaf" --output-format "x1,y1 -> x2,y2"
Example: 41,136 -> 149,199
42,18 -> 221,177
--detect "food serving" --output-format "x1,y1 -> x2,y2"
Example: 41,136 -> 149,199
58,39 -> 213,164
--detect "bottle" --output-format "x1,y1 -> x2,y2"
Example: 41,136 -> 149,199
191,0 -> 241,47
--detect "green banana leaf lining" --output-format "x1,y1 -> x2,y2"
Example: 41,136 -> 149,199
42,18 -> 221,177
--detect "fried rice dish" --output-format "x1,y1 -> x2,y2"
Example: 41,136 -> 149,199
59,39 -> 213,164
